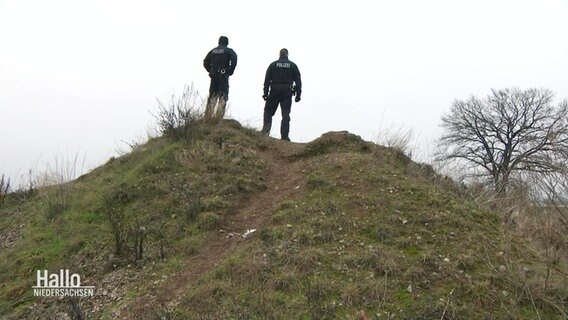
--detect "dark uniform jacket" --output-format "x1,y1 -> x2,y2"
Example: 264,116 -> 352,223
263,58 -> 302,97
203,45 -> 238,77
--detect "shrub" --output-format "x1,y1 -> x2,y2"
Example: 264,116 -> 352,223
152,84 -> 204,141
39,155 -> 82,221
103,189 -> 130,256
42,187 -> 70,221
0,174 -> 10,207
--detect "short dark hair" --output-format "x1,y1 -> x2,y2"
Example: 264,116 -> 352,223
218,36 -> 229,46
280,48 -> 288,58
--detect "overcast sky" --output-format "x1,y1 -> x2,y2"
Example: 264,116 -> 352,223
1,0 -> 567,186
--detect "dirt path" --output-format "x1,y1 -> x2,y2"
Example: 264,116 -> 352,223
119,139 -> 307,317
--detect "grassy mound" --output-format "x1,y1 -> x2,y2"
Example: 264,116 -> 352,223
0,121 -> 565,319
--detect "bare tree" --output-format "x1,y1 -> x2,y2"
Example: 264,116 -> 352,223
437,88 -> 568,193
534,172 -> 568,230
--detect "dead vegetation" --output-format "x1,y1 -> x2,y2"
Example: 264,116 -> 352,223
0,174 -> 10,207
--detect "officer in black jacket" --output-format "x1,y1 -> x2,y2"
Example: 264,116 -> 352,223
203,36 -> 237,121
262,48 -> 302,141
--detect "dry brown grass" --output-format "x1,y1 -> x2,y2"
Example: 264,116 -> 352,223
0,175 -> 10,206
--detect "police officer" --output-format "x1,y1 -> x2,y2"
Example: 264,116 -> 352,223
262,48 -> 302,141
203,36 -> 237,121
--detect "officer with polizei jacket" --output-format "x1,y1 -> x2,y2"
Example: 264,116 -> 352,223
262,48 -> 302,141
203,36 -> 237,121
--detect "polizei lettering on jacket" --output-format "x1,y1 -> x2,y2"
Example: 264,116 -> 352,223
212,49 -> 225,54
276,62 -> 291,68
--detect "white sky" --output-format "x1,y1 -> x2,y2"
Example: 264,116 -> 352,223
1,0 -> 567,186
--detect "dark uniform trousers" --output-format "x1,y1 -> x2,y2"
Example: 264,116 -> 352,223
206,73 -> 229,120
263,84 -> 293,139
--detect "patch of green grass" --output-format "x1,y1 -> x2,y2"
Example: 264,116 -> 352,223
197,212 -> 221,231
401,245 -> 421,256
306,174 -> 336,190
165,256 -> 185,272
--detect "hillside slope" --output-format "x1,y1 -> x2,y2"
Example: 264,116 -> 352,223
0,120 -> 565,319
